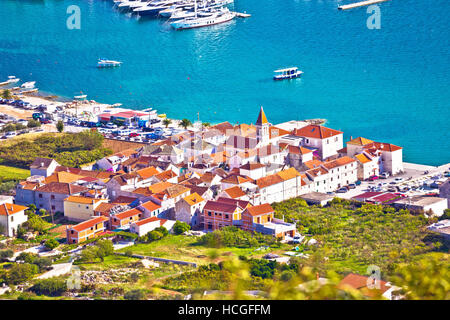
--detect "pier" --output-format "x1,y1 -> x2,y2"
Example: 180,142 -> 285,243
338,0 -> 390,11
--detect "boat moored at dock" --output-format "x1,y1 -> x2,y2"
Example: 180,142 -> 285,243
171,6 -> 235,30
273,67 -> 303,80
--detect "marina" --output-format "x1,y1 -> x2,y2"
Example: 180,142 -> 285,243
111,0 -> 242,29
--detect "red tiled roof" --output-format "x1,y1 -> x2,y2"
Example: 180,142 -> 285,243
70,216 -> 109,232
245,203 -> 273,216
292,125 -> 342,139
0,203 -> 28,216
36,182 -> 88,195
223,186 -> 246,199
114,208 -> 142,220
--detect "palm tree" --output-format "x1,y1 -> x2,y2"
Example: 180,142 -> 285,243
180,118 -> 192,130
1,89 -> 12,100
162,118 -> 172,128
202,122 -> 211,127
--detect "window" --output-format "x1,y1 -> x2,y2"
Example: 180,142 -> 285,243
86,206 -> 89,209
51,195 -> 55,200
225,214 -> 229,219
51,205 -> 55,210
208,211 -> 212,216
39,194 -> 43,198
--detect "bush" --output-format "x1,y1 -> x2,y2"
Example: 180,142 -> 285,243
30,278 -> 67,296
0,249 -> 14,262
45,238 -> 60,250
124,289 -> 147,300
56,120 -> 64,133
96,240 -> 114,260
7,263 -> 39,284
173,221 -> 190,235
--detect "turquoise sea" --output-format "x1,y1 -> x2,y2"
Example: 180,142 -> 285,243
0,0 -> 449,165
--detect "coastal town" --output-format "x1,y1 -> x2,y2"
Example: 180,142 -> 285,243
0,86 -> 448,300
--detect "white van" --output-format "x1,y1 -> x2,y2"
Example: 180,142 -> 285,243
117,129 -> 131,136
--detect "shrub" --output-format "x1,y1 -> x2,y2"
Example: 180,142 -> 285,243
124,289 -> 147,300
7,263 -> 39,284
0,249 -> 14,262
173,221 -> 190,235
45,238 -> 60,250
30,278 -> 67,296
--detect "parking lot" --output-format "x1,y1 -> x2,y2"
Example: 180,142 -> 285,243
336,162 -> 450,200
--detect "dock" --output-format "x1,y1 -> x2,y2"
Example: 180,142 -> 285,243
233,12 -> 251,18
338,0 -> 390,11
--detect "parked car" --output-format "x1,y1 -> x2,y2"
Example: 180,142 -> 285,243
129,132 -> 140,137
336,187 -> 348,193
355,180 -> 362,186
39,118 -> 51,124
380,172 -> 390,179
5,131 -> 17,138
106,122 -> 117,129
292,234 -> 304,244
368,175 -> 379,181
347,183 -> 356,189
394,177 -> 404,182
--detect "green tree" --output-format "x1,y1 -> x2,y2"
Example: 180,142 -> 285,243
7,263 -> 38,285
56,120 -> 64,133
202,122 -> 211,127
1,89 -> 12,100
45,238 -> 60,250
180,118 -> 192,130
27,119 -> 41,128
390,254 -> 450,300
30,278 -> 67,296
96,239 -> 114,260
162,118 -> 172,128
173,221 -> 190,235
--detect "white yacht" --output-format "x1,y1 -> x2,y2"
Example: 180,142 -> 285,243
7,76 -> 20,84
21,81 -> 36,88
171,6 -> 235,30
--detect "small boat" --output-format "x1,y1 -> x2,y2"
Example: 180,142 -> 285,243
74,94 -> 87,100
273,67 -> 303,80
97,58 -> 122,68
158,113 -> 167,118
21,81 -> 36,88
7,76 -> 20,84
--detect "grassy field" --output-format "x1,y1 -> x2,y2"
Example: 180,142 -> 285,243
0,165 -> 29,181
118,235 -> 290,265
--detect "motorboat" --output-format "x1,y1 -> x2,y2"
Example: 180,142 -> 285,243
171,6 -> 235,29
273,67 -> 303,80
97,58 -> 122,68
134,1 -> 182,16
21,81 -> 36,88
7,76 -> 20,84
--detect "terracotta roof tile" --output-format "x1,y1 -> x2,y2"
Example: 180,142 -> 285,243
292,125 -> 342,139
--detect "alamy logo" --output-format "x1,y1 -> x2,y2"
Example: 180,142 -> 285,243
66,5 -> 81,30
366,265 -> 381,290
367,5 -> 381,30
66,265 -> 81,290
